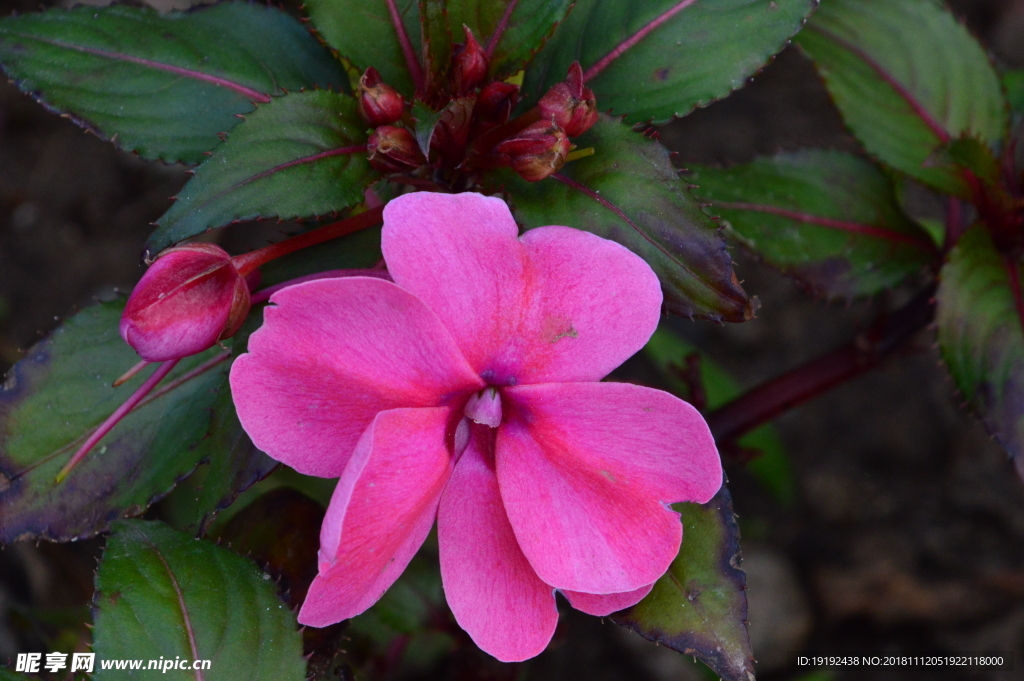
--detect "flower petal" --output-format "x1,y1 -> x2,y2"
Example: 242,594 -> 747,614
230,277 -> 483,477
562,584 -> 654,617
438,425 -> 558,662
298,407 -> 451,627
382,192 -> 662,384
497,382 -> 722,593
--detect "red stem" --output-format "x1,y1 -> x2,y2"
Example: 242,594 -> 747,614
705,286 -> 936,444
386,0 -> 425,94
469,107 -> 541,155
582,0 -> 699,83
231,205 -> 385,275
250,269 -> 392,305
56,359 -> 180,482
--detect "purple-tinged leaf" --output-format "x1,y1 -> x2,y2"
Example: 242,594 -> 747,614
500,115 -> 752,322
522,0 -> 816,125
0,301 -> 229,543
0,3 -> 348,164
937,225 -> 1024,475
795,0 -> 1008,197
446,0 -> 573,79
689,149 -> 935,299
612,484 -> 753,681
93,520 -> 305,681
148,90 -> 376,255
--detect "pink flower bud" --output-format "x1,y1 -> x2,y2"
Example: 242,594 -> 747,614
538,61 -> 598,137
367,125 -> 425,173
496,120 -> 571,182
121,243 -> 250,362
358,67 -> 405,126
451,26 -> 488,95
474,81 -> 519,126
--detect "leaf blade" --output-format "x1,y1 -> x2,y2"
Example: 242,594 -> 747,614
148,90 -> 376,254
522,0 -> 816,124
0,3 -> 349,164
689,149 -> 934,299
93,519 -> 306,681
794,0 -> 1008,196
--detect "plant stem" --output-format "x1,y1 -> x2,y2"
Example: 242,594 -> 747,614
705,286 -> 936,444
231,206 -> 385,276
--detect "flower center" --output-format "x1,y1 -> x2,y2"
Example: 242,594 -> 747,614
464,386 -> 502,428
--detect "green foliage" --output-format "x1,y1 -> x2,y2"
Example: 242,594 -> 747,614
305,0 -> 420,94
1005,70 -> 1024,114
796,0 -> 1008,196
937,225 -> 1024,463
523,0 -> 816,124
645,328 -> 796,504
0,301 -> 229,542
613,485 -> 753,681
502,116 -> 753,322
0,3 -> 347,164
149,90 -> 376,254
93,520 -> 306,681
689,149 -> 934,299
446,0 -> 573,79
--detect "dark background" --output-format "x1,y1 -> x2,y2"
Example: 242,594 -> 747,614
2,1 -> 1024,679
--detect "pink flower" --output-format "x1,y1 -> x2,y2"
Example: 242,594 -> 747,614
229,192 -> 722,662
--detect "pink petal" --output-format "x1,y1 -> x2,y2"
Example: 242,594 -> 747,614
563,584 -> 654,617
382,192 -> 662,384
298,407 -> 451,627
496,382 -> 722,594
230,277 -> 483,477
438,425 -> 558,662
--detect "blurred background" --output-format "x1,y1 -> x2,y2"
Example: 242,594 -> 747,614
2,0 -> 1024,679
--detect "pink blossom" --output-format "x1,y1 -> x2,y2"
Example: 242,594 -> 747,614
229,192 -> 722,662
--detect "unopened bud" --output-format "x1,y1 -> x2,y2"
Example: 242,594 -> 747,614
367,125 -> 425,173
121,243 -> 250,362
358,67 -> 405,126
451,26 -> 488,95
474,81 -> 519,126
432,97 -> 475,166
496,120 -> 571,182
538,61 -> 598,137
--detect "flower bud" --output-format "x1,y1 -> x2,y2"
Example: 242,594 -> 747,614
367,125 -> 425,173
432,97 -> 475,166
474,81 -> 519,126
358,67 -> 405,126
495,120 -> 571,182
451,26 -> 488,95
121,243 -> 250,362
538,61 -> 598,137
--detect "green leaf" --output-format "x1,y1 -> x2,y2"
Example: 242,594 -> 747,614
0,3 -> 348,165
446,0 -> 573,79
688,149 -> 934,299
1005,70 -> 1024,115
93,520 -> 305,681
419,0 -> 452,94
612,485 -> 752,681
0,300 -> 230,543
795,0 -> 1008,197
645,327 -> 795,504
149,90 -> 376,255
412,100 -> 445,156
306,0 -> 421,95
937,225 -> 1024,466
500,115 -> 752,322
522,0 -> 815,125
941,136 -> 1002,186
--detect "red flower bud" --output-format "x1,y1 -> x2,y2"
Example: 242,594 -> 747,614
367,125 -> 425,173
538,61 -> 598,137
474,81 -> 519,126
121,243 -> 250,362
432,97 -> 475,166
358,67 -> 405,126
451,26 -> 488,95
495,120 -> 571,182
